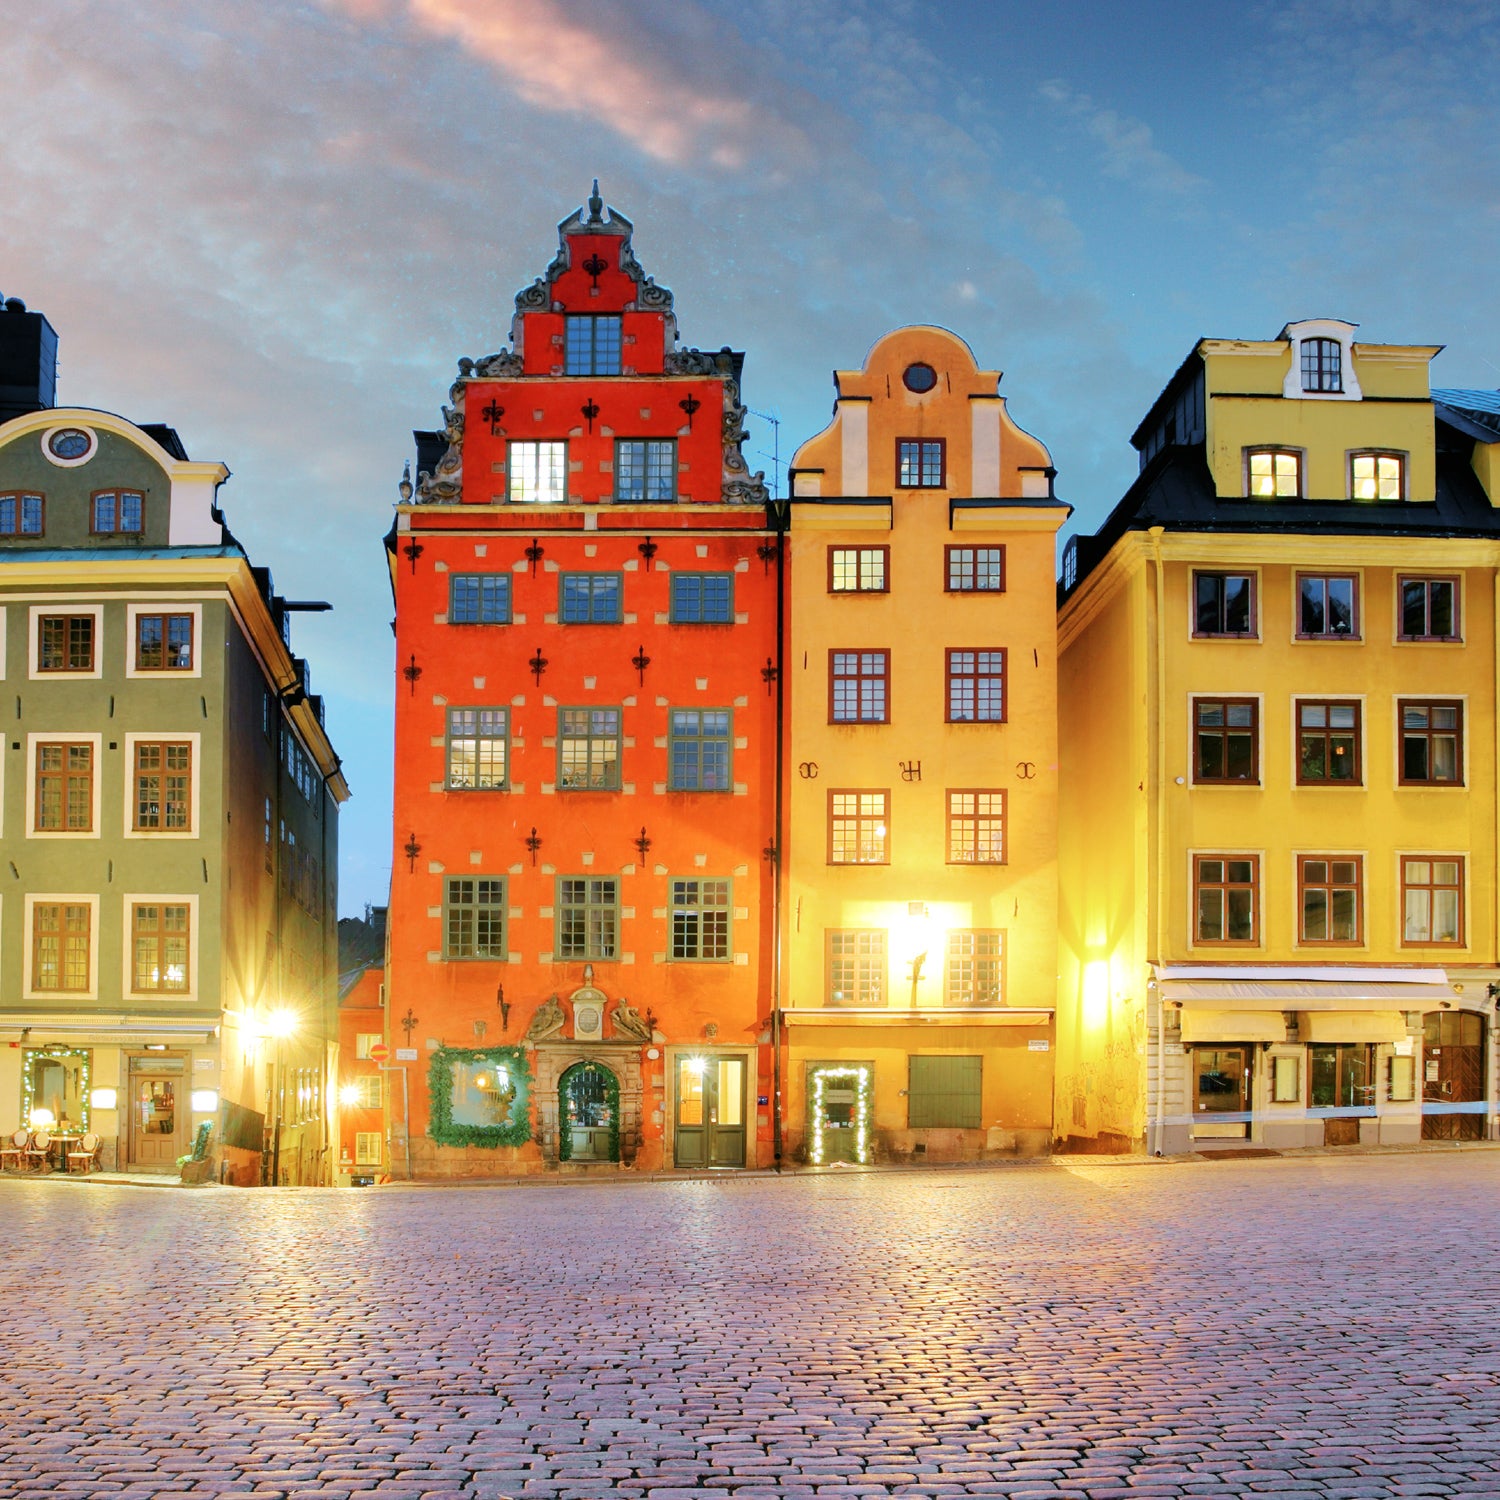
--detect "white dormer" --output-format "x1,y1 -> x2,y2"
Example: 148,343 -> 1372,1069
1280,319 -> 1362,401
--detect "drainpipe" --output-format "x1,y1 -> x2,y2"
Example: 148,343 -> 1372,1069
1149,527 -> 1168,1156
770,501 -> 788,1172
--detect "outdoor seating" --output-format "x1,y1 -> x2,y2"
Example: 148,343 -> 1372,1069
22,1130 -> 52,1172
65,1133 -> 101,1175
0,1130 -> 29,1171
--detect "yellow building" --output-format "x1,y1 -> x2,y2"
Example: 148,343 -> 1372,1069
1057,320 -> 1500,1155
781,326 -> 1068,1163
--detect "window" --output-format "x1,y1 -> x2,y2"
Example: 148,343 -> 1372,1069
447,708 -> 508,790
947,789 -> 1005,864
1400,576 -> 1459,641
355,1033 -> 383,1060
908,1055 -> 981,1128
668,709 -> 730,791
827,930 -> 886,1006
896,439 -> 944,488
1297,573 -> 1358,638
615,439 -> 675,501
449,574 -> 510,624
1351,452 -> 1404,501
1194,856 -> 1259,944
557,877 -> 619,960
133,741 -> 192,831
0,492 -> 43,536
829,547 -> 888,593
1309,1045 -> 1375,1110
32,902 -> 91,992
508,440 -> 566,504
829,650 -> 889,723
945,931 -> 1004,1006
134,613 -> 193,671
1246,449 -> 1301,498
560,572 -> 622,623
945,546 -> 1004,593
669,573 -> 733,623
829,790 -> 889,865
1193,572 -> 1255,636
35,742 -> 94,832
131,903 -> 190,992
91,489 -> 145,534
1402,857 -> 1463,945
1400,700 -> 1463,784
670,878 -> 730,960
38,614 -> 95,672
354,1131 -> 383,1164
1301,337 -> 1342,393
565,315 -> 621,375
946,649 -> 1005,723
348,1074 -> 382,1108
444,877 -> 506,960
1193,699 -> 1258,783
559,707 -> 621,789
1296,701 -> 1360,785
1299,856 -> 1362,944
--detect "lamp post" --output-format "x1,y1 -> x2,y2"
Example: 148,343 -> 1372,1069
266,1009 -> 296,1187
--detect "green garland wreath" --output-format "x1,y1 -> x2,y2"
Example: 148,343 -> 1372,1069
427,1045 -> 532,1148
556,1060 -> 622,1163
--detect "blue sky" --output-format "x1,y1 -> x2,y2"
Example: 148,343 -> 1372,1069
3,0 -> 1496,914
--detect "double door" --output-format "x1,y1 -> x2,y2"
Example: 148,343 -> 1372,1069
1423,1011 -> 1486,1141
674,1055 -> 745,1167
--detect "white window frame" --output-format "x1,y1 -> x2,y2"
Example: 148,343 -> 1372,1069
122,732 -> 201,839
23,893 -> 101,1001
26,731 -> 103,839
355,1032 -> 383,1060
1281,319 -> 1362,402
124,602 -> 203,679
122,893 -> 200,1002
28,603 -> 104,680
354,1130 -> 384,1165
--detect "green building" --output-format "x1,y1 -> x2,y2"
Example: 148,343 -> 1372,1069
0,297 -> 348,1181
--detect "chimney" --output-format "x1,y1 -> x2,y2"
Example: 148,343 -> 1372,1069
0,297 -> 58,421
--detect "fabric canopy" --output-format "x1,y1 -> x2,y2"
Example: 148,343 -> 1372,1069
1179,1008 -> 1286,1043
1160,977 -> 1458,1009
1299,1010 -> 1409,1044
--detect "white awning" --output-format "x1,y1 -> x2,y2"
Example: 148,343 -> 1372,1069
1180,1009 -> 1286,1043
1157,965 -> 1459,1010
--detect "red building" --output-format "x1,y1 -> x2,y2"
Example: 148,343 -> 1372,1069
385,186 -> 778,1176
335,963 -> 385,1184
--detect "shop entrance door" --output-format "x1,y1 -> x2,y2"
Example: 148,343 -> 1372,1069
1423,1011 -> 1486,1141
560,1061 -> 618,1162
129,1076 -> 184,1169
1191,1045 -> 1251,1139
674,1055 -> 745,1167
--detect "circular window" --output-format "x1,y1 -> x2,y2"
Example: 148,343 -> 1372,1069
42,426 -> 97,467
902,362 -> 937,393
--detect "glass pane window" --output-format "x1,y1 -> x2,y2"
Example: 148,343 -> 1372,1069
615,439 -> 675,501
827,930 -> 885,1006
135,612 -> 194,671
1351,452 -> 1403,500
1298,574 -> 1358,637
560,573 -> 622,623
1195,856 -> 1258,943
557,877 -> 619,960
445,877 -> 506,959
565,315 -> 621,375
829,547 -> 887,592
946,930 -> 1004,1005
449,574 -> 510,624
133,741 -> 192,831
1400,577 -> 1457,640
1247,449 -> 1300,498
1301,337 -> 1343,393
1401,701 -> 1462,784
1297,701 -> 1360,784
946,649 -> 1005,723
947,790 -> 1004,863
38,614 -> 95,672
0,492 -> 44,535
946,546 -> 1004,592
132,903 -> 190,992
1299,856 -> 1362,943
670,878 -> 730,960
1193,699 -> 1258,782
508,441 -> 567,504
670,573 -> 733,622
1194,572 -> 1254,635
447,708 -> 508,790
669,709 -> 731,791
36,742 -> 94,832
829,790 -> 889,864
92,489 -> 144,533
559,707 -> 621,790
1309,1044 -> 1375,1109
897,440 -> 944,487
830,650 -> 888,723
33,902 -> 91,992
1403,857 -> 1463,944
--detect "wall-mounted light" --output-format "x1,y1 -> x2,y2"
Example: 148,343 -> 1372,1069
190,1089 -> 219,1113
89,1088 -> 118,1111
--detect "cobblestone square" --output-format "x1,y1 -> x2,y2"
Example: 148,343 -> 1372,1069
3,1154 -> 1499,1499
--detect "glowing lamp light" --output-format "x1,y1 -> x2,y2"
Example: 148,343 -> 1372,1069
266,1009 -> 297,1040
686,1057 -> 707,1077
29,1107 -> 55,1129
190,1089 -> 219,1113
339,1084 -> 362,1107
90,1088 -> 118,1111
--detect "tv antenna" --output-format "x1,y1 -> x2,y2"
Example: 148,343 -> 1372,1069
746,407 -> 783,499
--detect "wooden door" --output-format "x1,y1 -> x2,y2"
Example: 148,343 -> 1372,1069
1423,1012 -> 1485,1141
130,1077 -> 184,1168
1191,1046 -> 1251,1139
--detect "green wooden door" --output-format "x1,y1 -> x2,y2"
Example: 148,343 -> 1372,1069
674,1055 -> 746,1167
907,1055 -> 981,1128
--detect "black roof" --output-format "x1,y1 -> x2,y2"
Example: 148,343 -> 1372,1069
139,423 -> 189,460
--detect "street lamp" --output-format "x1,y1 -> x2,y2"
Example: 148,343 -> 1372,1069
266,1008 -> 296,1187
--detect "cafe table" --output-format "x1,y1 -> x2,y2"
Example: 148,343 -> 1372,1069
48,1133 -> 83,1172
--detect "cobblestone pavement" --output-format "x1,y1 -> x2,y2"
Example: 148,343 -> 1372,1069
4,1154 -> 1500,1500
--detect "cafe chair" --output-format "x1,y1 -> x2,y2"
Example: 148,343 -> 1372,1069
0,1130 -> 29,1171
66,1133 -> 101,1175
22,1130 -> 52,1173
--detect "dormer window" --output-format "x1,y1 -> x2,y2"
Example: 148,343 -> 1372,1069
1301,338 -> 1342,393
1246,448 -> 1301,499
1351,452 -> 1404,501
565,316 -> 621,375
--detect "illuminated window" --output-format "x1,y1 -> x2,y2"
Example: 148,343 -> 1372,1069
669,879 -> 730,961
1296,701 -> 1360,785
507,441 -> 566,504
1351,452 -> 1404,501
135,613 -> 194,670
132,903 -> 190,992
558,707 -> 621,790
946,789 -> 1005,864
1402,857 -> 1463,945
444,877 -> 506,960
826,930 -> 886,1006
945,931 -> 1004,1005
1246,449 -> 1301,498
446,708 -> 508,790
828,790 -> 889,864
829,547 -> 888,592
35,742 -> 94,831
133,741 -> 193,831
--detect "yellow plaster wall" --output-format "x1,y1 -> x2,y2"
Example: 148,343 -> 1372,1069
1473,440 -> 1500,506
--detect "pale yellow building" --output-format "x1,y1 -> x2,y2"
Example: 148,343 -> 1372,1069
781,326 -> 1068,1163
1057,321 -> 1500,1154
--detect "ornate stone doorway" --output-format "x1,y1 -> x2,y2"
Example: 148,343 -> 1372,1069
533,1041 -> 644,1166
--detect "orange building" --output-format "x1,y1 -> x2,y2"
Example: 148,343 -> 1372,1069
335,963 -> 385,1184
385,186 -> 778,1175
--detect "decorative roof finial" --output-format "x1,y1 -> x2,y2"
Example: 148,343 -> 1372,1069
587,179 -> 604,224
398,461 -> 413,504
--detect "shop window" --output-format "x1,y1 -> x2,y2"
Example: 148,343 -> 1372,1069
907,1055 -> 981,1128
1309,1043 -> 1375,1109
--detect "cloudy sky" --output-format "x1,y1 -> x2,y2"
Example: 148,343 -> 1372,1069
4,0 -> 1497,915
